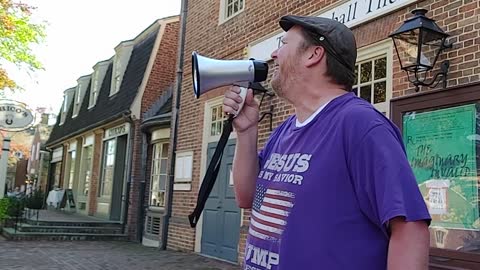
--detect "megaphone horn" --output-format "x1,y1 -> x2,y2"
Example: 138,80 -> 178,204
191,51 -> 268,113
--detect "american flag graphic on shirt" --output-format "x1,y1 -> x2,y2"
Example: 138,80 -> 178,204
249,184 -> 295,241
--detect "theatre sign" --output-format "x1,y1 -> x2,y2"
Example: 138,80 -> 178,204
248,0 -> 416,61
0,100 -> 34,131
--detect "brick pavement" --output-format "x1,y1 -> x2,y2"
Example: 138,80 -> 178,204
0,238 -> 241,270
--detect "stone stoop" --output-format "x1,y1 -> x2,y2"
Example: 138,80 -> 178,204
1,220 -> 128,241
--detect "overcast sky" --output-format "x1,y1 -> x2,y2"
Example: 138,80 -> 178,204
5,0 -> 181,114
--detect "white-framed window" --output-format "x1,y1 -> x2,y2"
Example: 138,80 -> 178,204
149,141 -> 169,208
89,70 -> 100,108
72,83 -> 82,118
209,104 -> 227,139
60,94 -> 68,125
353,40 -> 393,116
110,55 -> 122,96
219,0 -> 245,23
100,139 -> 116,197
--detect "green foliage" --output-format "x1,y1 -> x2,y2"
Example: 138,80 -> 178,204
0,196 -> 25,219
25,190 -> 44,210
0,0 -> 46,90
0,197 -> 10,221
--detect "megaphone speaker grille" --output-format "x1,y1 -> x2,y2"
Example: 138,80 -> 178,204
192,52 -> 201,98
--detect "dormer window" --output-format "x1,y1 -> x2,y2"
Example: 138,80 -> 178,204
60,95 -> 68,125
89,60 -> 109,108
89,70 -> 100,108
60,87 -> 75,125
110,41 -> 133,97
72,76 -> 91,118
112,56 -> 122,95
72,83 -> 82,118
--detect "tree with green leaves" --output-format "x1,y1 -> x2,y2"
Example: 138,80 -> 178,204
0,0 -> 46,91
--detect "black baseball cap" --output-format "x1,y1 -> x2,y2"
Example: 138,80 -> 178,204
279,15 -> 357,73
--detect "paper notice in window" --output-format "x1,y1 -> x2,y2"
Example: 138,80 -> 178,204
426,179 -> 450,215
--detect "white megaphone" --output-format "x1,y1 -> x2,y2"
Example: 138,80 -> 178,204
192,51 -> 268,114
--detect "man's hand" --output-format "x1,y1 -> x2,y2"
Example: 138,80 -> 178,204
387,217 -> 430,270
223,86 -> 259,134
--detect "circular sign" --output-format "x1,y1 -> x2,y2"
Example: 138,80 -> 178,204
0,100 -> 35,131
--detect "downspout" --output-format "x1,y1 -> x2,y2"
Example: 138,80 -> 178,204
122,112 -> 135,236
161,0 -> 188,250
136,133 -> 148,241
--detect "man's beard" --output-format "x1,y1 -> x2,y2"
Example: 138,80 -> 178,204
270,61 -> 297,99
270,71 -> 284,98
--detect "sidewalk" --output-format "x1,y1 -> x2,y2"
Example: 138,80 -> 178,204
0,239 -> 241,270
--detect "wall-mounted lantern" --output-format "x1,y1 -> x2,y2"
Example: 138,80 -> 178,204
389,9 -> 453,92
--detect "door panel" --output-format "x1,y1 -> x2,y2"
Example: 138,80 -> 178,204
110,135 -> 127,221
201,139 -> 240,262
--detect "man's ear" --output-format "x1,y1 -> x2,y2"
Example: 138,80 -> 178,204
305,46 -> 326,68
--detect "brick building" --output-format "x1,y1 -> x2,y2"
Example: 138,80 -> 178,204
45,16 -> 179,240
27,115 -> 53,193
165,0 -> 480,268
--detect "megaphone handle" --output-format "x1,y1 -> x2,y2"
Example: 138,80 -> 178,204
237,86 -> 247,115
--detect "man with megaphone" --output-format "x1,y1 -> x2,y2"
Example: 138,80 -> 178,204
223,15 -> 431,270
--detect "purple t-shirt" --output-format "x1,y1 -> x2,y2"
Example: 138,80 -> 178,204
243,92 -> 431,270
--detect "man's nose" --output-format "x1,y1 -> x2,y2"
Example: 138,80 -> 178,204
271,49 -> 278,59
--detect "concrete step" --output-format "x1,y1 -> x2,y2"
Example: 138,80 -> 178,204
17,224 -> 122,234
1,227 -> 129,241
25,219 -> 122,228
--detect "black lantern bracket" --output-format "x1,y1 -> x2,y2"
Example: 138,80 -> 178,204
390,9 -> 454,92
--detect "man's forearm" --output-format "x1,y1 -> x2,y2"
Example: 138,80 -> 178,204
387,218 -> 430,270
232,127 -> 259,208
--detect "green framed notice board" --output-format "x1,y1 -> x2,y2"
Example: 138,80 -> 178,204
403,104 -> 479,229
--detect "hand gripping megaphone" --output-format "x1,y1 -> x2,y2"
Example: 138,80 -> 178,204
191,51 -> 269,114
188,52 -> 269,228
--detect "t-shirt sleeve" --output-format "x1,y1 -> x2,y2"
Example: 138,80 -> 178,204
348,123 -> 431,231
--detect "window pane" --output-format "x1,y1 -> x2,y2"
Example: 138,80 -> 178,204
360,85 -> 371,103
227,5 -> 233,17
211,123 -> 216,136
374,81 -> 386,104
212,107 -> 217,121
352,87 -> 358,96
374,57 -> 387,80
239,0 -> 244,9
159,175 -> 167,191
233,1 -> 238,13
161,143 -> 169,157
217,122 -> 223,135
151,176 -> 159,191
217,106 -> 223,120
153,160 -> 159,175
160,159 -> 167,174
157,191 -> 165,207
355,65 -> 359,85
360,62 -> 372,83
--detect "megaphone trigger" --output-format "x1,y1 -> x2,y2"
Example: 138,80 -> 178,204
233,86 -> 248,117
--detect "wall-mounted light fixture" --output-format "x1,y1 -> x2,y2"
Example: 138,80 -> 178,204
390,9 -> 453,92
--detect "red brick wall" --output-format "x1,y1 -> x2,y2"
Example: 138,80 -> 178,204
126,120 -> 142,240
172,0 -> 480,261
129,19 -> 179,241
141,20 -> 180,112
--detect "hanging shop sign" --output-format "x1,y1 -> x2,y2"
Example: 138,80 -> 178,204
0,100 -> 35,131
